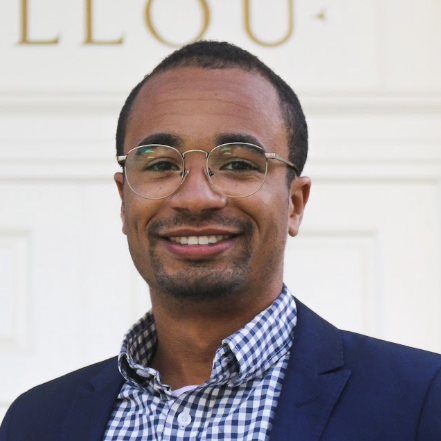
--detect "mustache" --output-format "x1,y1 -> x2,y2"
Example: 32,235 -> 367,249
147,213 -> 252,236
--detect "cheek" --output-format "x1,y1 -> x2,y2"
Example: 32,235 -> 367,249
246,192 -> 290,246
122,194 -> 158,239
257,182 -> 290,224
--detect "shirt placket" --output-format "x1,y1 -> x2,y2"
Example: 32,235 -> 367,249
160,393 -> 199,441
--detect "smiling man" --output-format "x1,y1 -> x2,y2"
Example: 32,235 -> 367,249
1,41 -> 441,441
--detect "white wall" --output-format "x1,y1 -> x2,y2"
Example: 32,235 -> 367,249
1,0 -> 441,422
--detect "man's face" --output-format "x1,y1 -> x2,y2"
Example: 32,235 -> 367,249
115,67 -> 309,303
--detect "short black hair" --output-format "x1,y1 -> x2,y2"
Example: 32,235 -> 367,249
116,40 -> 308,179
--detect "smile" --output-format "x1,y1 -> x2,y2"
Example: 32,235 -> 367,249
168,235 -> 231,245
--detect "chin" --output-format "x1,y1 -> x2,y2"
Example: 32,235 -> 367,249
151,264 -> 248,302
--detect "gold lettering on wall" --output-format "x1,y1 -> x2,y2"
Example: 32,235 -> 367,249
19,0 -> 60,45
244,0 -> 293,47
84,0 -> 124,45
145,0 -> 210,48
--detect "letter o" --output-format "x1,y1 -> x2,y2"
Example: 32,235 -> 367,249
244,0 -> 294,47
145,0 -> 210,47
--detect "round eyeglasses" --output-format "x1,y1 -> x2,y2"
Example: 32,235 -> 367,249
117,142 -> 299,200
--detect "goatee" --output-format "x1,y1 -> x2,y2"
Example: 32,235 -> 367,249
146,213 -> 253,301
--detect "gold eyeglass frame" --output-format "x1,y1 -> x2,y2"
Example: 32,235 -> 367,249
117,142 -> 299,200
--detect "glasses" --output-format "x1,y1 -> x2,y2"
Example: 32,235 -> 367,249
117,142 -> 299,200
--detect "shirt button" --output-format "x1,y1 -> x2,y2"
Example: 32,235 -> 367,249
177,411 -> 192,427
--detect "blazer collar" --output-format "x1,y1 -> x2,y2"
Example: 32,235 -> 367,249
59,357 -> 124,441
270,299 -> 351,441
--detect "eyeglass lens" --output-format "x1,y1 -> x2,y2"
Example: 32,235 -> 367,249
124,143 -> 268,199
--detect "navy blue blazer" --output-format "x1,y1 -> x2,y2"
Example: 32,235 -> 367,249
1,300 -> 441,441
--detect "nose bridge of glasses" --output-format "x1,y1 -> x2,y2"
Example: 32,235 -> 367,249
181,149 -> 210,175
181,149 -> 210,160
181,149 -> 211,182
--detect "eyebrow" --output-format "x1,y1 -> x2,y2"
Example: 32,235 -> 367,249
215,133 -> 266,150
135,132 -> 266,151
136,133 -> 183,148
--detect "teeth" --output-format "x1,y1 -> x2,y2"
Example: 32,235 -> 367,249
198,236 -> 209,245
169,235 -> 230,245
188,236 -> 198,245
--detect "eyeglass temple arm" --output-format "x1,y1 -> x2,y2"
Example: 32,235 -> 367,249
117,156 -> 126,166
265,153 -> 300,176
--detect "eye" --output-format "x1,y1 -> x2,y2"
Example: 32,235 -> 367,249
144,159 -> 181,172
220,159 -> 261,172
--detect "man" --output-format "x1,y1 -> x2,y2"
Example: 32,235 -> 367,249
1,41 -> 440,441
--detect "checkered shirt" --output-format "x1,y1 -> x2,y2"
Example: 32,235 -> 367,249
103,286 -> 297,441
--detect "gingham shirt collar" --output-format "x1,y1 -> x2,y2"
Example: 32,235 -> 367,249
118,285 -> 296,393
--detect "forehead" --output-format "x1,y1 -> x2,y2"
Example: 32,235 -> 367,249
124,67 -> 287,154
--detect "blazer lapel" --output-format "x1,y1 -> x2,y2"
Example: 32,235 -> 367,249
59,357 -> 124,441
270,300 -> 351,441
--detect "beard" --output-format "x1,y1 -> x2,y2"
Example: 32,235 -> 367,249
145,212 -> 253,301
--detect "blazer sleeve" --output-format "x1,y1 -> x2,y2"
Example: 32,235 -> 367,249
0,357 -> 121,441
417,365 -> 441,440
0,398 -> 18,441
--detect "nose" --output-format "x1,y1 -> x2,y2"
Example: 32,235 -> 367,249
168,151 -> 228,213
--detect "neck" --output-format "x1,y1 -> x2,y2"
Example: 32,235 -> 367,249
148,283 -> 282,390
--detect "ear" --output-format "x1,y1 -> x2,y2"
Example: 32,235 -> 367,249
114,172 -> 127,235
288,176 -> 311,237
